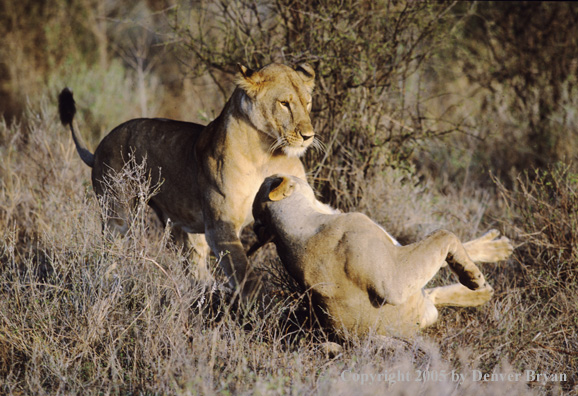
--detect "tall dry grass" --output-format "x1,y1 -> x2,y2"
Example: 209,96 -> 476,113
1,1 -> 577,394
0,89 -> 575,396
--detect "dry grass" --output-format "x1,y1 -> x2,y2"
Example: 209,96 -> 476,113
0,89 -> 576,396
1,2 -> 577,393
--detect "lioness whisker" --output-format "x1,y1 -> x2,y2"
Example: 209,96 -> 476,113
268,138 -> 285,156
312,137 -> 326,154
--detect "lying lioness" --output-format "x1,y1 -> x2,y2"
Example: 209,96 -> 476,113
252,175 -> 513,337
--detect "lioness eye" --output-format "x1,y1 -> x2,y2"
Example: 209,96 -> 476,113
280,101 -> 290,108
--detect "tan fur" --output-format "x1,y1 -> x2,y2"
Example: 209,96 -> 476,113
65,63 -> 320,298
253,175 -> 514,337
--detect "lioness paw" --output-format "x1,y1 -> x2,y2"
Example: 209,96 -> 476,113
463,230 -> 514,263
459,269 -> 486,291
479,229 -> 500,241
467,283 -> 494,306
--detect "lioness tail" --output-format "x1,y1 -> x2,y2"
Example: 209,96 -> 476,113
58,88 -> 95,168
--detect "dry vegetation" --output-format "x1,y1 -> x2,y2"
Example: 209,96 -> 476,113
1,1 -> 577,395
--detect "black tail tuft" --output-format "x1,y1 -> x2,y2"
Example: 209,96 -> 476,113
58,88 -> 76,125
57,87 -> 95,168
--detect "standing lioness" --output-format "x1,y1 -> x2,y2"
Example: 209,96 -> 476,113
253,175 -> 514,337
59,63 -> 321,298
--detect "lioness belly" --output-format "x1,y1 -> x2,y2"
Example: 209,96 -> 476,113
92,118 -> 206,232
150,195 -> 206,233
327,291 -> 431,337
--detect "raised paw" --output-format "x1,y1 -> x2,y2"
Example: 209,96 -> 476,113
458,268 -> 486,291
463,229 -> 514,263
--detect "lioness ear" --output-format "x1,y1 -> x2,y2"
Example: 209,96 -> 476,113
236,63 -> 262,96
268,176 -> 295,201
295,63 -> 315,93
237,64 -> 255,79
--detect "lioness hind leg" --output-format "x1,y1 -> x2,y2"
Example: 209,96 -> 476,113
425,283 -> 493,307
105,217 -> 129,235
100,197 -> 130,236
169,227 -> 213,282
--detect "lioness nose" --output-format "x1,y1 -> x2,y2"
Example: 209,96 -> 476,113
300,130 -> 314,141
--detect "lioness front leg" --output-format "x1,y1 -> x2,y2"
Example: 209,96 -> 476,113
439,230 -> 513,268
463,229 -> 513,263
435,230 -> 487,290
400,230 -> 492,308
205,221 -> 260,299
187,233 -> 213,282
395,230 -> 486,295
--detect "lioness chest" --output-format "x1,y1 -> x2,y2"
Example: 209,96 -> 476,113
201,152 -> 307,231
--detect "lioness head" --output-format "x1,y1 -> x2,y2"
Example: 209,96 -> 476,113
237,63 -> 317,157
252,174 -> 319,246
